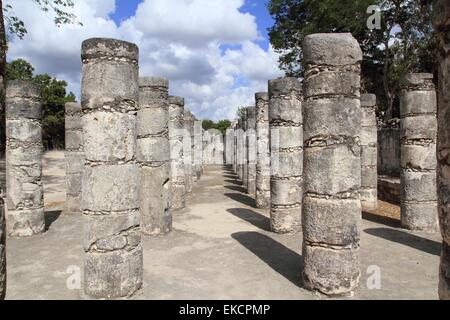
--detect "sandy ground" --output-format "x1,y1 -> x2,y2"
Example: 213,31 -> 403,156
3,151 -> 442,299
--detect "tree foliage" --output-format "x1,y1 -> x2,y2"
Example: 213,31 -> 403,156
202,119 -> 231,135
268,0 -> 436,119
4,0 -> 82,40
6,58 -> 76,149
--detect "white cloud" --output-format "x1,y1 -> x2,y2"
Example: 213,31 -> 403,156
132,0 -> 258,46
6,0 -> 284,121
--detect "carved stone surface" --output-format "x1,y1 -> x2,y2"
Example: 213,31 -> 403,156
203,129 -> 224,165
268,77 -> 303,234
168,96 -> 186,210
302,33 -> 362,296
81,38 -> 143,299
194,120 -> 203,180
246,107 -> 256,196
6,80 -> 45,237
0,198 -> 4,299
360,94 -> 378,210
400,73 -> 438,232
225,127 -> 235,166
65,102 -> 84,214
434,1 -> 450,300
255,92 -> 270,209
138,77 -> 171,235
184,109 -> 194,193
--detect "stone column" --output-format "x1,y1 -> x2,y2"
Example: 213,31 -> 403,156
81,38 -> 142,298
236,120 -> 244,181
226,127 -> 234,166
168,96 -> 186,210
184,108 -> 193,193
268,77 -> 303,234
233,122 -> 238,173
302,33 -> 362,296
246,107 -> 256,196
6,80 -> 45,237
360,94 -> 378,210
138,77 -> 171,235
65,102 -> 84,214
400,73 -> 438,232
255,92 -> 270,209
435,0 -> 450,300
242,109 -> 248,188
189,112 -> 196,182
194,120 -> 203,180
0,201 -> 4,299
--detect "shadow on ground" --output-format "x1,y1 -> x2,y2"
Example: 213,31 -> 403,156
232,231 -> 303,287
362,211 -> 400,228
225,193 -> 255,207
45,210 -> 62,231
365,227 -> 441,256
227,208 -> 270,231
224,185 -> 247,193
224,179 -> 242,186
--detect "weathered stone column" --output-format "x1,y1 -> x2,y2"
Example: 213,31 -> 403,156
232,122 -> 238,173
246,107 -> 256,196
255,92 -> 270,208
65,102 -> 84,214
435,0 -> 450,300
400,73 -> 438,232
138,77 -> 171,235
268,77 -> 303,234
6,80 -> 45,237
302,33 -> 362,296
168,96 -> 186,210
194,120 -> 203,180
81,38 -> 142,298
184,108 -> 193,193
226,127 -> 234,166
242,109 -> 248,188
360,94 -> 378,210
0,200 -> 4,299
236,120 -> 244,181
189,112 -> 197,182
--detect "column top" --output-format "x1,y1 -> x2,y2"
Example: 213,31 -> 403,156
303,33 -> 362,66
401,73 -> 434,89
139,77 -> 169,89
81,38 -> 139,61
268,77 -> 302,96
255,92 -> 269,101
65,102 -> 82,115
169,96 -> 184,106
246,106 -> 256,117
6,80 -> 42,119
6,80 -> 41,99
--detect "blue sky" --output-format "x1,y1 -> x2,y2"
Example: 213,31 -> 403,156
110,0 -> 274,50
8,0 -> 283,121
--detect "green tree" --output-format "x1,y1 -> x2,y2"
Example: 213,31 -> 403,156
202,119 -> 232,135
236,106 -> 247,119
216,120 -> 231,135
268,0 -> 436,120
0,0 -> 82,156
5,58 -> 33,80
34,73 -> 75,149
0,0 -> 81,300
202,119 -> 215,131
6,59 -> 76,150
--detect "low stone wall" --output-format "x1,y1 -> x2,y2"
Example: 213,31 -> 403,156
378,128 -> 400,177
378,175 -> 400,205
